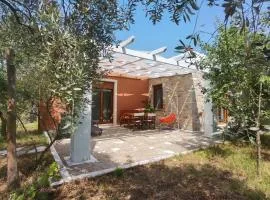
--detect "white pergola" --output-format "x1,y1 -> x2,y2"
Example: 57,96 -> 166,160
100,36 -> 203,78
69,36 -> 213,165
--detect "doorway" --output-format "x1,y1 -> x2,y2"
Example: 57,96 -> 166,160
92,82 -> 114,124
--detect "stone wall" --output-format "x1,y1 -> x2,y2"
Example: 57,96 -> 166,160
149,72 -> 204,131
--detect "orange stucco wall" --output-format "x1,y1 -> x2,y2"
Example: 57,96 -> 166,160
107,75 -> 149,123
39,76 -> 149,129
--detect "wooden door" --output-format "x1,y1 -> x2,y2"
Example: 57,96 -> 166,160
92,82 -> 114,123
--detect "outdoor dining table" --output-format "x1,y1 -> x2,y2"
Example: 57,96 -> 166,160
121,112 -> 156,130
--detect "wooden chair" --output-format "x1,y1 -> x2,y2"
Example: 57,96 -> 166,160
131,112 -> 144,130
119,110 -> 138,126
119,113 -> 131,126
144,113 -> 156,129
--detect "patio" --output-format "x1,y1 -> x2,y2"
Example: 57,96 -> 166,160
51,126 -> 221,185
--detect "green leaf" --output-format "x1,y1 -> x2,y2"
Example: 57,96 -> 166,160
190,0 -> 199,10
183,15 -> 187,23
185,12 -> 191,21
185,5 -> 195,15
186,34 -> 193,40
179,40 -> 186,47
175,45 -> 185,50
193,37 -> 197,46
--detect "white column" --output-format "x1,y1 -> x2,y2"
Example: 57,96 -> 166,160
204,99 -> 214,135
70,90 -> 92,163
203,80 -> 214,135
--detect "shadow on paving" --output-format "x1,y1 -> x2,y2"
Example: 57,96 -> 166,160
57,131 -> 216,176
54,162 -> 267,200
94,127 -> 178,141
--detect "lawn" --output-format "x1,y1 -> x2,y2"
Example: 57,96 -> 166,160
0,121 -> 47,150
53,136 -> 270,200
0,134 -> 270,200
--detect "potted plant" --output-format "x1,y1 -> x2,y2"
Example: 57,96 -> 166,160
143,101 -> 155,113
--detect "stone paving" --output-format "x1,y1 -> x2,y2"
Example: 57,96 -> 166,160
53,126 -> 220,183
0,145 -> 46,156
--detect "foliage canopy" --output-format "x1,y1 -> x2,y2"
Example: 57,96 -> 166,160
201,26 -> 270,131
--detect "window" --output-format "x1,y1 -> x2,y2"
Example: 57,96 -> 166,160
153,84 -> 163,109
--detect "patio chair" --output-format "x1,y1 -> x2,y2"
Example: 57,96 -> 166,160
130,112 -> 144,131
119,113 -> 130,126
144,113 -> 156,129
119,110 -> 138,127
159,113 -> 176,130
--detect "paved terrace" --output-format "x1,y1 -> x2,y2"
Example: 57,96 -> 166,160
52,126 -> 220,185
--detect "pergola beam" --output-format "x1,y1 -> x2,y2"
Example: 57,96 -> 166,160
150,46 -> 167,61
119,36 -> 135,53
168,54 -> 192,66
119,36 -> 135,47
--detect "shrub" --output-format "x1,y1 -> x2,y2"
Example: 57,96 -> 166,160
9,162 -> 60,200
114,167 -> 124,177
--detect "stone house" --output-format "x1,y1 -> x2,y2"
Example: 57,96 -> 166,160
94,36 -> 213,133
39,36 -> 215,164
40,36 -> 214,133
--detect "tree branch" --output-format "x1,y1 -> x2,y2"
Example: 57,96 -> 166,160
0,0 -> 35,33
0,0 -> 21,22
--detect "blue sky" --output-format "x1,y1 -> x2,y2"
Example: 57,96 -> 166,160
115,3 -> 225,57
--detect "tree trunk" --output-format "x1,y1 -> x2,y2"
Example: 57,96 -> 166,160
38,87 -> 42,134
6,48 -> 19,189
256,82 -> 263,177
256,130 -> 262,177
0,111 -> 7,139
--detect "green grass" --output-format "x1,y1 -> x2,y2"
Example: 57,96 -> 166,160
0,121 -> 47,150
175,136 -> 270,199
52,134 -> 270,200
1,130 -> 270,199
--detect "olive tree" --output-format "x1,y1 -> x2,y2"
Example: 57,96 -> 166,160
0,0 -> 129,189
200,25 -> 270,176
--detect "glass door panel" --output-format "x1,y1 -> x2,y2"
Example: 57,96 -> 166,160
102,89 -> 113,123
91,88 -> 113,123
92,89 -> 101,121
